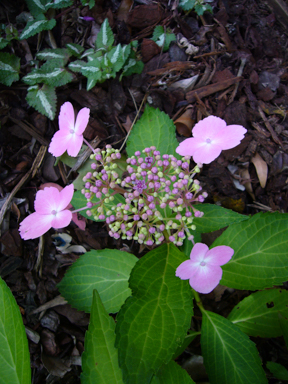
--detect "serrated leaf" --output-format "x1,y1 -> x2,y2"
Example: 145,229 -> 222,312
201,310 -> 268,384
194,3 -> 213,15
115,243 -> 193,384
66,43 -> 84,57
58,249 -> 138,313
68,59 -> 86,73
152,26 -> 176,52
70,190 -> 125,221
213,212 -> 288,290
20,15 -> 56,40
121,58 -> 144,79
0,276 -> 31,384
179,0 -> 196,11
23,60 -> 73,87
0,37 -> 9,50
107,44 -> 124,72
45,0 -> 73,9
96,18 -> 114,50
126,106 -> 180,159
228,289 -> 288,338
79,59 -> 103,90
0,52 -> 20,86
36,48 -> 70,63
25,0 -> 46,17
26,84 -> 56,120
192,204 -> 249,233
81,290 -> 124,384
151,361 -> 196,384
266,361 -> 288,380
81,0 -> 95,8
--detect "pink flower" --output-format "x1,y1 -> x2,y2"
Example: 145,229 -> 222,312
176,242 -> 234,294
176,116 -> 247,164
49,102 -> 90,157
19,184 -> 74,240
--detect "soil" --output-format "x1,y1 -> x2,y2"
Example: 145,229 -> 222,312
0,0 -> 288,383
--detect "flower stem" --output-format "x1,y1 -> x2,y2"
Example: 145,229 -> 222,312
192,289 -> 205,312
83,138 -> 96,154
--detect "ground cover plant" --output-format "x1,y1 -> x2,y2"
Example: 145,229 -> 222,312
0,0 -> 288,383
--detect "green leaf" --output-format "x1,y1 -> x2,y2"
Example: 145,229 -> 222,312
66,43 -> 84,57
0,276 -> 31,384
81,290 -> 124,384
70,190 -> 125,221
45,0 -> 73,9
266,361 -> 288,380
0,52 -> 20,86
0,37 -> 9,50
80,59 -> 103,90
172,331 -> 200,359
25,0 -> 46,17
213,212 -> 288,290
68,59 -> 86,73
126,106 -> 180,159
96,18 -> 114,50
152,26 -> 176,52
26,84 -> 56,120
152,361 -> 196,384
201,310 -> 268,384
20,15 -> 56,40
228,289 -> 288,338
107,44 -> 124,72
81,0 -> 95,9
36,48 -> 70,64
194,3 -> 213,15
115,243 -> 193,384
179,0 -> 196,11
23,60 -> 73,87
192,204 -> 249,233
278,312 -> 288,347
121,58 -> 144,79
58,249 -> 138,313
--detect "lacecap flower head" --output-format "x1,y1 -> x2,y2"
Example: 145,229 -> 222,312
176,116 -> 247,164
49,102 -> 90,157
176,242 -> 234,294
19,184 -> 74,240
82,145 -> 207,246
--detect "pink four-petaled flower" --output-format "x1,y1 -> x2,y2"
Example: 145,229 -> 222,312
19,184 -> 74,240
176,116 -> 247,164
176,242 -> 234,294
49,102 -> 90,157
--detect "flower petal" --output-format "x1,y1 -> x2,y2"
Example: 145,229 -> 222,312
176,137 -> 204,157
34,187 -> 60,214
216,125 -> 247,150
19,212 -> 52,240
66,133 -> 83,157
190,243 -> 209,263
204,246 -> 234,266
193,144 -> 222,164
176,260 -> 197,280
57,184 -> 74,212
192,116 -> 226,139
48,129 -> 73,157
59,102 -> 75,131
74,107 -> 90,135
51,210 -> 72,229
189,264 -> 223,294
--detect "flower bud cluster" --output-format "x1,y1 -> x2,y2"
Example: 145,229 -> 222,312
82,145 -> 207,246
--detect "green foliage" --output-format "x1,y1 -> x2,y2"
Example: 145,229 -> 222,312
213,212 -> 288,290
96,18 -> 114,51
81,0 -> 96,9
66,43 -> 84,58
81,290 -> 124,384
20,14 -> 56,40
201,310 -> 268,384
36,48 -> 71,64
126,105 -> 180,159
151,361 -> 196,383
228,289 -> 288,338
26,84 -> 56,120
179,0 -> 213,15
0,276 -> 31,384
266,361 -> 288,380
23,60 -> 73,87
152,26 -> 176,52
115,244 -> 193,384
58,249 -> 138,313
0,52 -> 20,86
193,204 -> 249,232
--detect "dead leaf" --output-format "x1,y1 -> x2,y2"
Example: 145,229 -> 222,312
117,0 -> 133,22
251,152 -> 268,188
239,167 -> 255,200
174,106 -> 194,137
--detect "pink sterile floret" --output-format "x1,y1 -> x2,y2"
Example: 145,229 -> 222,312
19,184 -> 74,240
176,116 -> 247,164
175,242 -> 234,294
49,102 -> 90,157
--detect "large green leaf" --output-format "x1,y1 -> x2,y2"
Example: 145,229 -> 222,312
26,84 -> 56,120
58,249 -> 138,313
151,361 -> 196,384
213,212 -> 288,290
192,204 -> 249,233
266,361 -> 288,380
20,15 -> 56,40
0,52 -> 20,86
228,289 -> 288,338
201,311 -> 267,384
115,243 -> 193,384
96,18 -> 114,50
0,277 -> 31,384
81,290 -> 124,384
126,106 -> 180,159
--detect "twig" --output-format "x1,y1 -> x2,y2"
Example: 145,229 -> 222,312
258,105 -> 284,149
